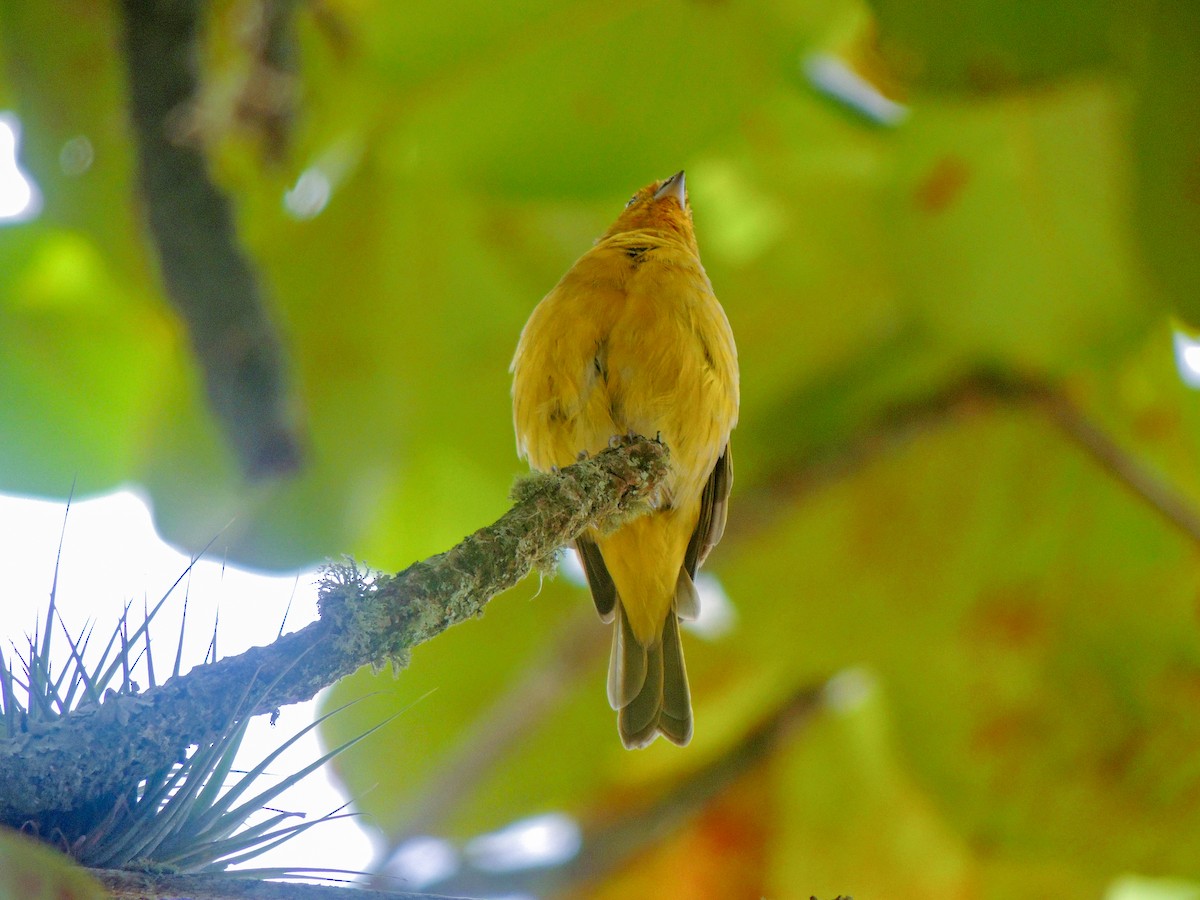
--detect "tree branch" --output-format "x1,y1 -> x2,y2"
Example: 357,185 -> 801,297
118,0 -> 303,478
1040,389 -> 1200,543
0,438 -> 669,826
731,367 -> 1200,549
558,678 -> 827,891
96,870 -> 472,900
429,677 -> 830,897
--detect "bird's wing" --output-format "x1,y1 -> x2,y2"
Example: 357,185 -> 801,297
574,535 -> 618,622
683,443 -> 733,578
511,274 -> 624,469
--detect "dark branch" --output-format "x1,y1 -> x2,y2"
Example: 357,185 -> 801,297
561,678 -> 827,890
429,677 -> 829,897
1041,390 -> 1200,543
118,0 -> 303,478
0,438 -> 669,826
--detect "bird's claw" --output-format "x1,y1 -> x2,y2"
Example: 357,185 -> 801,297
608,430 -> 644,449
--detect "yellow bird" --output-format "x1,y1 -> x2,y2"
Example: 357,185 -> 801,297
511,171 -> 739,748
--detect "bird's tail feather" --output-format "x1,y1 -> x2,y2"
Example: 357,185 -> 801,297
612,603 -> 693,749
607,602 -> 645,710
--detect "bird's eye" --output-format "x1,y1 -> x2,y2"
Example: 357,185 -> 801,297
625,195 -> 637,208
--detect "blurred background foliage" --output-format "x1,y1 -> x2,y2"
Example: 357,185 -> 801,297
2,0 -> 1200,896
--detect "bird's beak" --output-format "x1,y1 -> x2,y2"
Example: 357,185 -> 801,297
654,170 -> 687,207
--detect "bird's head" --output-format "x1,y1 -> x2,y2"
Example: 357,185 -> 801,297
601,171 -> 697,250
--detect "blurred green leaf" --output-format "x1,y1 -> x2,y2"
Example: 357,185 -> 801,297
0,829 -> 105,900
868,0 -> 1124,91
883,77 -> 1148,371
1130,4 -> 1200,326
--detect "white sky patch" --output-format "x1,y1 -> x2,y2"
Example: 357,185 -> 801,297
0,113 -> 41,222
804,52 -> 909,127
558,545 -> 587,586
284,166 -> 332,220
1172,329 -> 1200,389
682,572 -> 738,640
822,666 -> 875,713
464,812 -> 581,873
382,836 -> 460,890
0,489 -> 374,876
283,139 -> 362,221
1105,875 -> 1200,900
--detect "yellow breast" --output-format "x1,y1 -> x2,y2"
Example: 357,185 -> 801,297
512,236 -> 738,505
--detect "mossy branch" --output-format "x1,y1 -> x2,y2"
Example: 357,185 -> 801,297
95,869 -> 473,900
0,438 -> 669,826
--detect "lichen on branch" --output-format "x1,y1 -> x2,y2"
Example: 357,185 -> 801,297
317,437 -> 669,667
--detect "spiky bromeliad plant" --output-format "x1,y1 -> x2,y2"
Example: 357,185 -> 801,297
0,519 -> 383,877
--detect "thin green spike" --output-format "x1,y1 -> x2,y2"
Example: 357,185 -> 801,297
210,702 -> 405,841
119,613 -> 132,694
0,654 -> 18,737
186,810 -> 359,871
190,719 -> 250,814
175,653 -> 326,838
277,576 -> 299,640
166,811 -> 299,869
144,597 -> 157,689
55,615 -> 96,710
192,866 -> 368,881
206,610 -> 220,666
93,534 -> 223,692
88,672 -> 263,867
40,480 -> 74,667
173,585 -> 190,680
185,692 -> 367,838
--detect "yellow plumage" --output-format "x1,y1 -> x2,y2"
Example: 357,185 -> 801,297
511,172 -> 739,748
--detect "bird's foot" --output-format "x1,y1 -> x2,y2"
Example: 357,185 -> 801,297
608,430 -> 646,449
